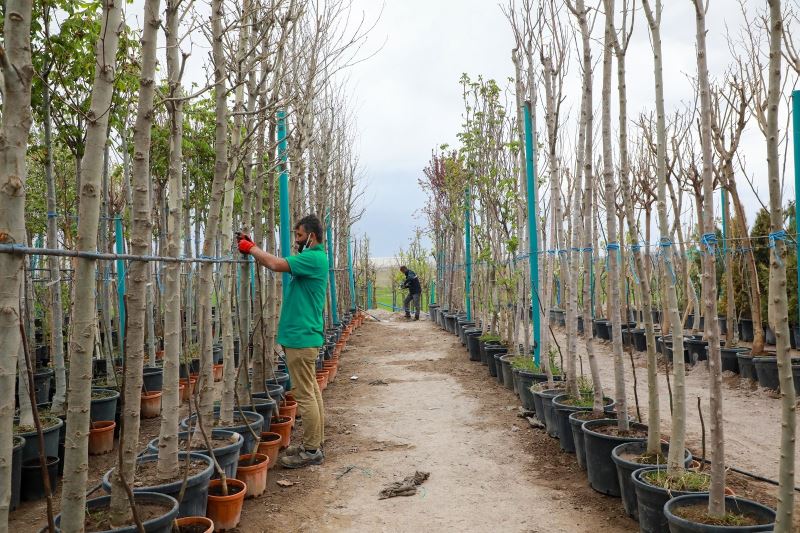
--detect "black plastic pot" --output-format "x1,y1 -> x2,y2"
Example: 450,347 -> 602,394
179,359 -> 201,378
54,492 -> 180,533
146,430 -> 244,479
594,319 -> 611,340
793,324 -> 800,350
764,324 -> 776,346
664,494 -> 775,532
718,316 -> 727,336
142,366 -> 164,392
552,395 -> 616,453
498,355 -> 516,391
611,441 -> 692,521
11,436 -> 24,511
721,347 -> 748,374
753,356 -> 800,391
90,388 -> 120,422
538,388 -> 565,438
516,371 -> 538,411
632,329 -> 648,352
466,330 -> 482,362
429,304 -> 439,322
569,411 -> 597,470
16,415 -> 63,462
265,371 -> 290,392
739,319 -> 754,342
485,346 -> 506,378
632,466 -> 708,533
444,313 -> 457,333
33,368 -> 54,405
738,353 -> 756,381
102,453 -> 213,518
239,397 -> 277,430
180,411 -> 264,454
582,419 -> 648,497
684,338 -> 708,365
21,456 -> 59,502
457,320 -> 475,344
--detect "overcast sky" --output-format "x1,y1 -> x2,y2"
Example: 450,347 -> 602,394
344,1 -> 796,257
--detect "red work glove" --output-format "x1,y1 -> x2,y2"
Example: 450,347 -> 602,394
237,233 -> 255,254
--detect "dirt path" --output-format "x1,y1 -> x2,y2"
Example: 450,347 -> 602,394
247,313 -> 635,533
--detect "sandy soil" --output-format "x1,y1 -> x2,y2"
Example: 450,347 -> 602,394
11,313 -> 797,531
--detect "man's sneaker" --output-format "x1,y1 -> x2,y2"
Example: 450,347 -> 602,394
414,315 -> 419,321
279,448 -> 324,469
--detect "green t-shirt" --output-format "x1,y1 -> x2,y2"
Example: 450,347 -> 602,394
277,244 -> 329,348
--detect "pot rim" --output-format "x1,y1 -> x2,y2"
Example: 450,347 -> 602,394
663,494 -> 775,531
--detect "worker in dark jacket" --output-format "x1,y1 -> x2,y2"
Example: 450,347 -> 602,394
399,265 -> 421,320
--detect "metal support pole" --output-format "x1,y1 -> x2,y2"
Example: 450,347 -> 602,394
524,101 -> 541,365
347,234 -> 356,311
114,216 -> 126,357
367,281 -> 373,311
277,110 -> 291,298
325,210 -> 339,325
465,187 -> 472,321
793,90 -> 800,326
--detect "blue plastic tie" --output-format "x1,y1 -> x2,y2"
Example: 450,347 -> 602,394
768,230 -> 787,266
46,211 -> 58,219
657,237 -> 677,284
701,233 -> 718,254
558,249 -> 568,256
581,247 -> 593,253
630,243 -> 642,253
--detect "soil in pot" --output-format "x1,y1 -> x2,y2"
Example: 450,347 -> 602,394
89,420 -> 117,455
175,516 -> 214,533
612,441 -> 692,521
582,419 -> 648,497
55,491 -> 180,533
257,432 -> 282,469
664,494 -> 775,532
206,478 -> 246,531
146,430 -> 244,480
21,456 -> 59,502
15,415 -> 63,462
239,397 -> 277,426
632,466 -> 711,533
11,436 -> 23,511
102,452 -> 214,518
270,416 -> 293,449
236,453 -> 269,498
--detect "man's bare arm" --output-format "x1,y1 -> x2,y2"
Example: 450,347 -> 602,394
250,246 -> 291,273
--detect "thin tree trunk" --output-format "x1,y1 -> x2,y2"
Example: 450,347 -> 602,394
765,2 -> 795,529
60,1 -> 123,529
156,0 -> 185,481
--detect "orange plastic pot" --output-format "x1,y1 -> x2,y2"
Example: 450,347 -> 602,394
236,453 -> 269,498
316,370 -> 329,390
155,349 -> 165,361
88,421 -> 116,455
140,391 -> 163,419
285,392 -> 296,403
270,416 -> 292,449
257,432 -> 282,469
206,478 -> 246,531
175,516 -> 214,533
315,375 -> 326,391
279,399 -> 297,425
179,378 -> 196,403
323,361 -> 337,382
212,364 -> 224,382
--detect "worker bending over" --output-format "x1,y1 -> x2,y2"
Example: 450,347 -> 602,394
400,265 -> 421,320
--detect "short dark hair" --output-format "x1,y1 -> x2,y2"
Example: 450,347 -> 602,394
295,214 -> 324,242
399,265 -> 407,271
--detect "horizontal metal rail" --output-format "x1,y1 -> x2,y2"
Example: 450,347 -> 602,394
0,244 -> 250,264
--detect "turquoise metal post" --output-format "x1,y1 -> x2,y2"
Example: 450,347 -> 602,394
523,101 -> 541,365
347,234 -> 356,310
430,280 -> 436,305
793,90 -> 800,326
325,210 -> 339,325
367,281 -> 373,310
464,187 -> 472,321
114,216 -> 126,357
721,187 -> 728,257
277,110 -> 291,298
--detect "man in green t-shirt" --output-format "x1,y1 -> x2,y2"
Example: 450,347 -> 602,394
237,214 -> 329,468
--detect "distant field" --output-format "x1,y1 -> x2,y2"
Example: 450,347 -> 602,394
373,267 -> 430,312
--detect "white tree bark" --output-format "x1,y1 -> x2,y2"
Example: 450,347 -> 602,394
60,1 -> 123,529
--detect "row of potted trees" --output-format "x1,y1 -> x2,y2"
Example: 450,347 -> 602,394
430,305 -> 778,532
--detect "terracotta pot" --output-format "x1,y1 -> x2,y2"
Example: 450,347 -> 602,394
315,372 -> 328,391
285,392 -> 296,403
213,364 -> 224,382
155,349 -> 165,361
140,391 -> 163,419
236,453 -> 269,498
88,421 -> 116,455
279,399 -> 298,425
323,361 -> 337,382
206,478 -> 246,531
175,516 -> 214,533
180,377 -> 196,403
257,432 -> 282,469
270,416 -> 292,449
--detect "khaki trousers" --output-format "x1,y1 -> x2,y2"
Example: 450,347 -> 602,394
284,346 -> 324,449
